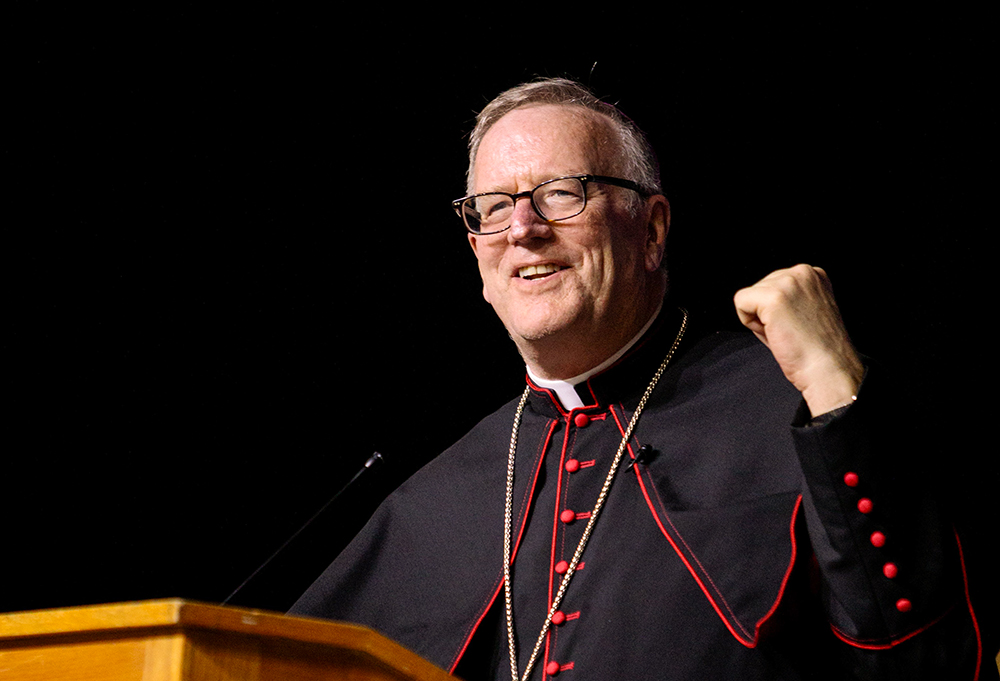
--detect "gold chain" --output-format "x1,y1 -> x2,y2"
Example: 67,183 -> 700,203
502,308 -> 688,681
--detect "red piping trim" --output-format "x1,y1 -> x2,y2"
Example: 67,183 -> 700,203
449,579 -> 505,674
512,420 -> 558,564
526,374 -> 570,416
757,497 -> 802,630
448,418 -> 557,673
830,607 -> 951,649
609,403 -> 801,648
544,417 -> 575,668
609,407 -> 748,641
525,376 -> 603,415
956,530 -> 984,681
829,528 -> 984,680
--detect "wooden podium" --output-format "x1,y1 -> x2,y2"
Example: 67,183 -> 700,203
0,599 -> 456,680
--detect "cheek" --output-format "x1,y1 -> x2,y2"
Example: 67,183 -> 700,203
475,249 -> 503,304
608,220 -> 648,273
477,248 -> 500,276
480,270 -> 493,303
584,230 -> 629,283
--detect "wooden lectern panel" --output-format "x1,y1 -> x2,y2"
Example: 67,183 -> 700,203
0,599 -> 456,680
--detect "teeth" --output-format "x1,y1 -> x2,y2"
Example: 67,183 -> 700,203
519,264 -> 563,279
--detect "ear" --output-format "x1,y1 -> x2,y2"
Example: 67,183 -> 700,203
467,233 -> 492,303
644,195 -> 670,272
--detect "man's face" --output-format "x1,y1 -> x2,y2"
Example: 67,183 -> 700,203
468,105 -> 666,377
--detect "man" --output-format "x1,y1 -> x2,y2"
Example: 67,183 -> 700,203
291,79 -> 983,679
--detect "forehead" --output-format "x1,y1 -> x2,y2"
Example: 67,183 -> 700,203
473,105 -> 617,191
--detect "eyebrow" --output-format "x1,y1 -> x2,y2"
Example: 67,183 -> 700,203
479,172 -> 592,194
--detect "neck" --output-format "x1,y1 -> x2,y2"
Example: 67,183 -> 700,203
527,299 -> 663,409
522,277 -> 666,381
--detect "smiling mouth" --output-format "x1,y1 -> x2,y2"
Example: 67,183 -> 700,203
518,264 -> 567,280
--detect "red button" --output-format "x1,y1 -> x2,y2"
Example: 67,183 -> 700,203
560,509 -> 576,524
857,498 -> 874,514
870,531 -> 886,547
843,472 -> 859,487
565,459 -> 580,473
896,598 -> 912,612
573,413 -> 590,428
546,661 -> 561,676
555,560 -> 569,575
883,563 -> 898,579
551,610 -> 566,625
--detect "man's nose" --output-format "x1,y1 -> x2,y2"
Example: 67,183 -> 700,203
507,196 -> 553,242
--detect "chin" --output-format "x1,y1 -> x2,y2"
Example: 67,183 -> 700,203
505,312 -> 583,345
495,296 -> 592,345
511,327 -> 559,344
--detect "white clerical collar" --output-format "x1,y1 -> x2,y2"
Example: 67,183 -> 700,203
526,300 -> 664,411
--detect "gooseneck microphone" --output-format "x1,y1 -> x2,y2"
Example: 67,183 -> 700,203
222,451 -> 384,605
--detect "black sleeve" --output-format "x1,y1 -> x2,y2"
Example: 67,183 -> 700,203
791,369 -> 988,680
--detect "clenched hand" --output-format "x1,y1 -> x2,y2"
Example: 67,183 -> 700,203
734,264 -> 865,417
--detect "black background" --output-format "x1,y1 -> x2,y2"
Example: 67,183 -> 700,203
6,4 -> 995,639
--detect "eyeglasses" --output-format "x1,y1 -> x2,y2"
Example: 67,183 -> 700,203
451,174 -> 647,235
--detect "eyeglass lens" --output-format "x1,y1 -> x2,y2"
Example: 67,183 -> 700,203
463,177 -> 586,233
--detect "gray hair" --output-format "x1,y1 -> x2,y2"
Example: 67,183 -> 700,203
466,78 -> 662,202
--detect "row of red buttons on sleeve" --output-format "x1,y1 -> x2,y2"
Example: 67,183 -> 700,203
844,471 -> 911,613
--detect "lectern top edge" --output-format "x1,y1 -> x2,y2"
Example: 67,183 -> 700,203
0,599 -> 457,681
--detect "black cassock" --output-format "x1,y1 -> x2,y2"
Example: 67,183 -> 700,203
291,307 -> 983,680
